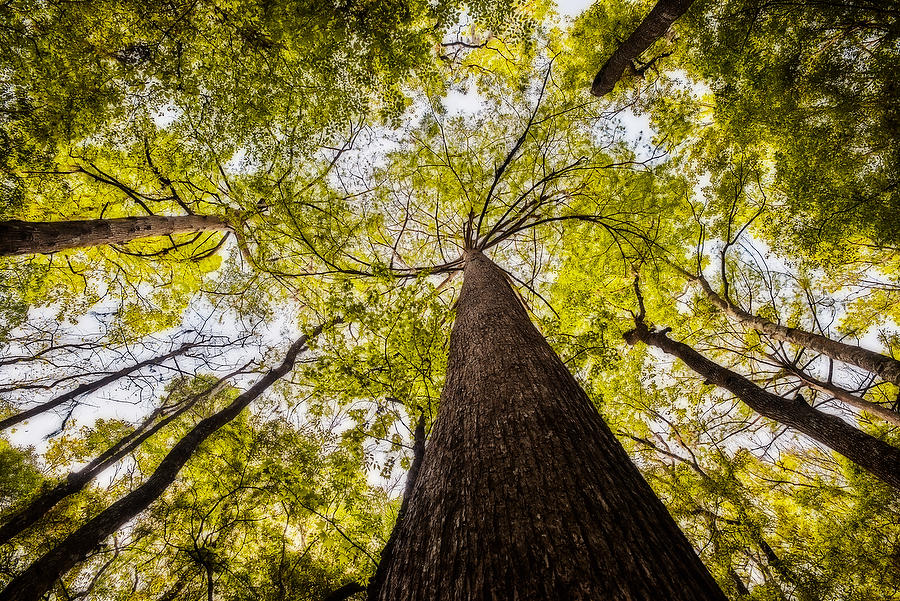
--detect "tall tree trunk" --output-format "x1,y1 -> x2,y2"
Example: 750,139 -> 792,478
0,215 -> 230,256
0,327 -> 323,601
0,342 -> 197,432
369,251 -> 726,601
686,270 -> 900,385
0,376 -> 231,545
729,568 -> 750,597
625,323 -> 900,490
591,0 -> 695,97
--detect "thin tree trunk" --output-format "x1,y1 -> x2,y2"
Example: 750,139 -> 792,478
625,323 -> 900,490
686,270 -> 900,385
0,326 -> 323,601
776,358 -> 900,427
704,513 -> 750,598
367,413 -> 425,599
0,215 -> 230,256
0,342 -> 197,432
729,568 -> 750,597
369,250 -> 726,601
0,376 -> 232,545
591,0 -> 694,97
205,562 -> 214,601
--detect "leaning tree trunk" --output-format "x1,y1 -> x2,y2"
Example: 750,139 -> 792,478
688,271 -> 900,385
775,358 -> 900,427
0,215 -> 230,256
0,376 -> 231,545
591,0 -> 695,97
0,327 -> 322,601
368,250 -> 726,601
625,323 -> 900,490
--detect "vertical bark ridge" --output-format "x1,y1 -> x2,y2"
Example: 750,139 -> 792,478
0,215 -> 230,256
370,250 -> 726,601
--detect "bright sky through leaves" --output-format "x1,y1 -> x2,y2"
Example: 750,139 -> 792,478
0,0 -> 898,599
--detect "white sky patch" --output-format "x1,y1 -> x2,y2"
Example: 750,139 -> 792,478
694,171 -> 712,200
666,68 -> 712,98
614,108 -> 654,144
442,86 -> 487,116
605,107 -> 666,165
556,0 -> 595,19
224,148 -> 250,174
152,103 -> 182,128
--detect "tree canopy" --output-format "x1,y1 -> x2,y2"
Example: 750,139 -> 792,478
1,0 -> 899,599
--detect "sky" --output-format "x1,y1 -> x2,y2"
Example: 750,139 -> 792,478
557,0 -> 595,18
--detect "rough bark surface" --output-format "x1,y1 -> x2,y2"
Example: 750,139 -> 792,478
0,328 -> 321,601
627,324 -> 900,490
370,251 -> 726,601
0,343 -> 196,432
591,0 -> 695,97
0,215 -> 229,256
691,273 -> 900,385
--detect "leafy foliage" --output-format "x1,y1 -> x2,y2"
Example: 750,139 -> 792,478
1,0 -> 900,599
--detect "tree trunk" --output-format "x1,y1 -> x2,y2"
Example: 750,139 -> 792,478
625,324 -> 900,490
0,327 -> 323,601
0,215 -> 230,256
775,358 -> 900,427
729,568 -> 750,597
591,0 -> 695,97
0,377 -> 230,545
689,271 -> 900,385
369,251 -> 726,601
0,342 -> 197,432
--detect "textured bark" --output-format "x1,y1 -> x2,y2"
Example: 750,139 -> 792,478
0,327 -> 322,601
590,0 -> 695,97
0,215 -> 229,256
689,272 -> 900,385
370,251 -> 726,601
0,378 -> 228,545
626,324 -> 900,490
0,343 -> 196,432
